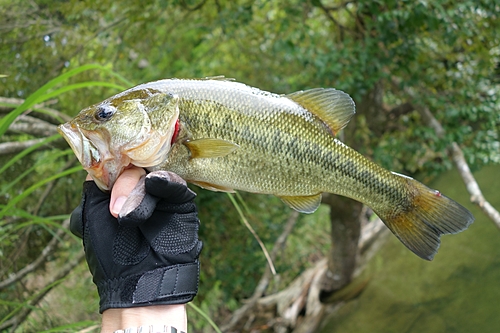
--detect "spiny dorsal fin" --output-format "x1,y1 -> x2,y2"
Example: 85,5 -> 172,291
287,88 -> 355,135
279,194 -> 322,214
184,138 -> 239,159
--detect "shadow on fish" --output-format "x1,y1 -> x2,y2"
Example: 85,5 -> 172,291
58,76 -> 474,260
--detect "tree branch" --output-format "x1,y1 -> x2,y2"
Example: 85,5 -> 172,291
316,1 -> 347,35
388,102 -> 414,118
0,218 -> 71,290
0,137 -> 65,155
7,115 -> 59,137
323,1 -> 355,12
223,211 -> 386,333
415,104 -> 500,228
0,251 -> 85,332
221,211 -> 300,332
314,0 -> 360,40
0,96 -> 72,123
180,0 -> 208,11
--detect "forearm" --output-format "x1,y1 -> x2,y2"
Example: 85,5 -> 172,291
101,304 -> 187,333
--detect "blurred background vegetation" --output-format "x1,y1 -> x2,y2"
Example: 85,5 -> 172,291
0,0 -> 499,332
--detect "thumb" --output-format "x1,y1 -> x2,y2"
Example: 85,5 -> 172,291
109,167 -> 147,217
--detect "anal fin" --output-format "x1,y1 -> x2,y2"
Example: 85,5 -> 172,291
279,194 -> 322,214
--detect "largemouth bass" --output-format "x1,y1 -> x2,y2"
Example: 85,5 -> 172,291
58,77 -> 474,260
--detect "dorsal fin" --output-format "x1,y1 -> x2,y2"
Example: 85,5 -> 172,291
201,75 -> 236,81
287,88 -> 355,135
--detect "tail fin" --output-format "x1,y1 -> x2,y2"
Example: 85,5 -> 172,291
376,177 -> 474,260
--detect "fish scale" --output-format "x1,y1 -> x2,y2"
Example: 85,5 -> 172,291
58,77 -> 474,260
161,87 -> 416,213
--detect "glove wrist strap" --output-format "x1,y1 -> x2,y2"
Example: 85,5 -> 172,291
133,261 -> 200,304
99,261 -> 200,313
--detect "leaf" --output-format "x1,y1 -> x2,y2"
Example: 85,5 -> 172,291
187,303 -> 222,333
0,165 -> 82,219
0,134 -> 61,175
0,64 -> 129,137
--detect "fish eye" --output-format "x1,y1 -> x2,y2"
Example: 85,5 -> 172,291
95,105 -> 115,121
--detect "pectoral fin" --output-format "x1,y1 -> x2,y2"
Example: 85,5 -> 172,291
279,194 -> 322,214
184,138 -> 239,159
287,88 -> 355,135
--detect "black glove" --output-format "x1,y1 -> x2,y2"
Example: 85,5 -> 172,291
70,171 -> 203,313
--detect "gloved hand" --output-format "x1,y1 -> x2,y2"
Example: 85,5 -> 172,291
70,171 -> 203,313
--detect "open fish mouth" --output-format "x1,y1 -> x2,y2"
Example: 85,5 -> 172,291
58,123 -> 100,168
58,113 -> 178,191
58,122 -> 120,191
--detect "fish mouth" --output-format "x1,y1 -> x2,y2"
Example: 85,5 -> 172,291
58,123 -> 125,191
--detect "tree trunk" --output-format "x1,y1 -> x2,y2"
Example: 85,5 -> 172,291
319,195 -> 363,301
355,80 -> 386,139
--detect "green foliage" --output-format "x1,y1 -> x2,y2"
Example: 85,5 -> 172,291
2,1 -> 498,172
188,299 -> 223,333
0,65 -> 130,331
0,0 -> 499,331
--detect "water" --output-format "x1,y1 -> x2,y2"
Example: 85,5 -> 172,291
319,165 -> 500,333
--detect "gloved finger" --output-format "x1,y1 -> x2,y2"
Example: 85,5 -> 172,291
118,175 -> 160,226
70,204 -> 84,239
118,171 -> 197,225
145,171 -> 196,203
71,180 -> 111,238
